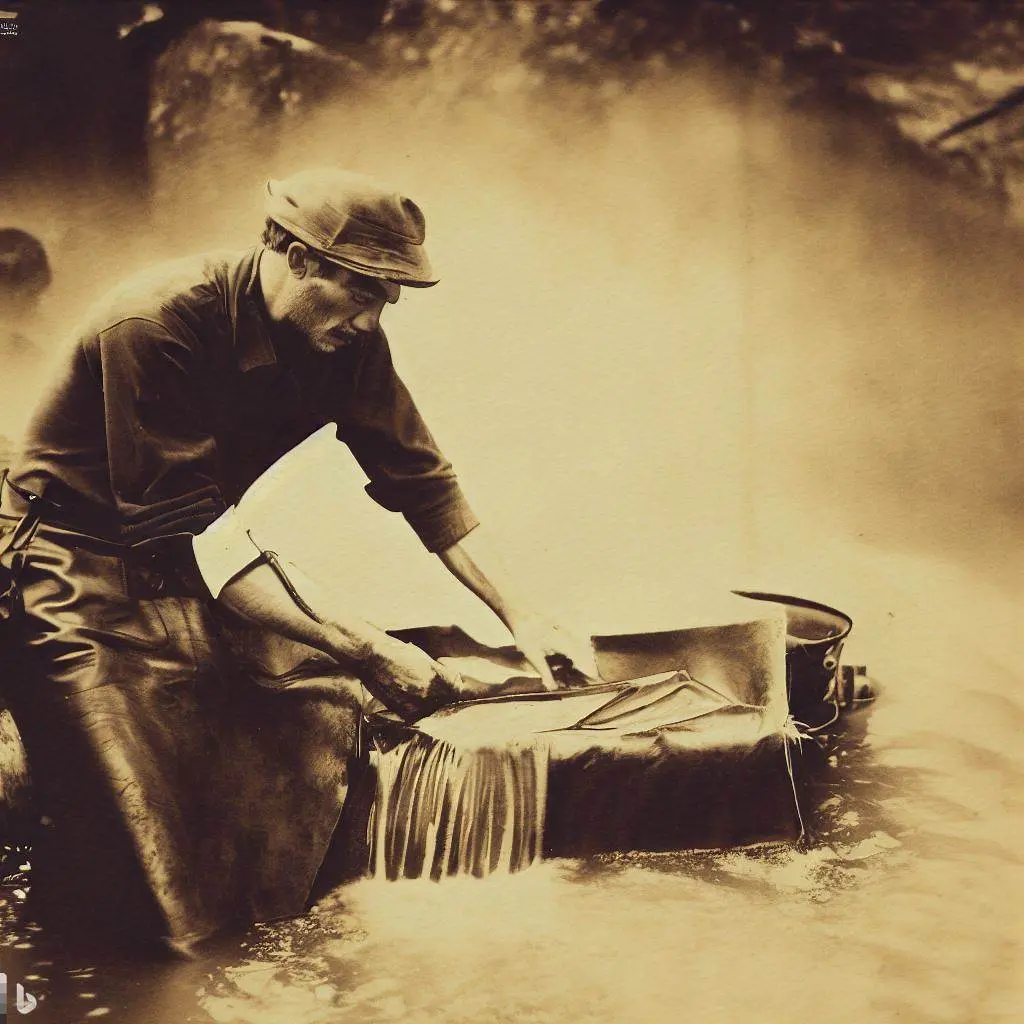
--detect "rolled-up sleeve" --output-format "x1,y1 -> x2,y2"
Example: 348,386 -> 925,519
338,334 -> 478,552
97,317 -> 227,543
191,505 -> 264,598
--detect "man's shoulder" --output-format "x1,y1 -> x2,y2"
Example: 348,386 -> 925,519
78,249 -> 252,341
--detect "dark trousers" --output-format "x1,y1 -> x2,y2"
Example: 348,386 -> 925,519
0,517 -> 367,950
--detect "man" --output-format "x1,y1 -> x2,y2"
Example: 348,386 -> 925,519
0,168 -> 589,951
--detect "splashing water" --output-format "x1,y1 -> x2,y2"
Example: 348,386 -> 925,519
368,732 -> 549,881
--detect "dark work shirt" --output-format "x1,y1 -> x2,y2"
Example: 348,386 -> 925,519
9,247 -> 478,553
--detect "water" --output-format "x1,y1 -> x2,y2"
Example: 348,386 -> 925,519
368,734 -> 548,881
0,533 -> 1018,1023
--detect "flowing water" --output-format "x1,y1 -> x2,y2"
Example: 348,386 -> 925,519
368,735 -> 548,881
0,532 -> 1018,1023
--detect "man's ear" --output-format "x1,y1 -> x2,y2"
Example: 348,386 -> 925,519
285,241 -> 311,278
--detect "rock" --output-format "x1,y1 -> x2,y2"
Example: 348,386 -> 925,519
831,830 -> 902,862
0,710 -> 31,835
149,19 -> 366,158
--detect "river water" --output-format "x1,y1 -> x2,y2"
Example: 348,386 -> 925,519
0,525 -> 1019,1024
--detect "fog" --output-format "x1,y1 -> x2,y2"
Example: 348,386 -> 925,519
3,53 -> 1020,640
1,39 -> 1021,1024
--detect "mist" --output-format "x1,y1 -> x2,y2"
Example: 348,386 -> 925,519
1,29 -> 1022,1021
4,53 -> 1020,639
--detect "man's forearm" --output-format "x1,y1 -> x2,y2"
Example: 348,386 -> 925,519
437,526 -> 599,689
436,526 -> 528,632
217,560 -> 378,666
217,559 -> 466,719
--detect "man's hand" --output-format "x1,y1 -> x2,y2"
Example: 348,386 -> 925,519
357,635 -> 467,719
507,611 -> 600,691
437,529 -> 600,692
218,560 -> 467,720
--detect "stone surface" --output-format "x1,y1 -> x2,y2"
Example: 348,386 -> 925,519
150,19 -> 365,152
0,710 -> 31,835
134,3 -> 1024,225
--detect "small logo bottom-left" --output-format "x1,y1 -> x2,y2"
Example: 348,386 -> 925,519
0,972 -> 37,1015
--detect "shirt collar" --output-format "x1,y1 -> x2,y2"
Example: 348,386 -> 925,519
234,246 -> 278,372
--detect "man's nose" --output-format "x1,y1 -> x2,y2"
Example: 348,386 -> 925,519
352,304 -> 383,333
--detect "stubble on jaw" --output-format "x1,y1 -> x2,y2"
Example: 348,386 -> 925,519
309,327 -> 366,355
307,335 -> 338,355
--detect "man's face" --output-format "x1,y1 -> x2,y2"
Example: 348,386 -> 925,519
278,247 -> 401,355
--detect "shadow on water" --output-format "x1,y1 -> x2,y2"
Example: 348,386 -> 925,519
0,876 -> 380,1022
556,691 -> 923,907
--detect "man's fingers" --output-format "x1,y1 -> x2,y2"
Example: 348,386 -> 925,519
522,646 -> 559,691
537,669 -> 560,692
544,629 -> 600,681
568,644 -> 600,680
534,659 -> 559,691
436,663 -> 464,690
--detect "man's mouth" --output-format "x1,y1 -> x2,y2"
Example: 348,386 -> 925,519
328,326 -> 362,345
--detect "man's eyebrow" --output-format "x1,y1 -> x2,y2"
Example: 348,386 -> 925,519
348,273 -> 389,297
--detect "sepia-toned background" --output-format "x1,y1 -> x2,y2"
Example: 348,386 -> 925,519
0,3 -> 1020,1021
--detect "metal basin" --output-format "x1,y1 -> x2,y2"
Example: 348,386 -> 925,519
732,591 -> 852,711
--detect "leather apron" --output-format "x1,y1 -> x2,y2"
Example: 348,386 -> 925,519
0,486 -> 368,951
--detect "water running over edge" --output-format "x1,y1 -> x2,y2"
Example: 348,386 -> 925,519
368,733 -> 549,881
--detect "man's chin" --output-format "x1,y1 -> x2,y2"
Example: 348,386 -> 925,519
310,335 -> 349,354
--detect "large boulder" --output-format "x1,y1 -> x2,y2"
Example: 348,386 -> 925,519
148,20 -> 365,213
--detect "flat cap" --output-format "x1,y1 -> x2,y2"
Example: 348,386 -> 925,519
265,168 -> 438,286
